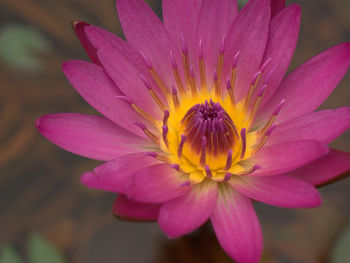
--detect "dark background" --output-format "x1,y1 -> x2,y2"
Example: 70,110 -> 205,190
0,0 -> 349,262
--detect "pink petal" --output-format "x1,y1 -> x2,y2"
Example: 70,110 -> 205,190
158,179 -> 217,238
260,43 -> 350,123
253,140 -> 329,176
36,113 -> 148,161
287,149 -> 350,187
196,0 -> 238,83
211,186 -> 262,263
84,25 -> 163,116
126,164 -> 188,203
223,0 -> 271,101
81,153 -> 160,192
230,175 -> 321,208
71,21 -> 101,65
271,0 -> 285,18
116,0 -> 181,87
62,60 -> 150,138
257,5 -> 301,109
268,107 -> 350,145
113,194 -> 160,221
162,0 -> 202,63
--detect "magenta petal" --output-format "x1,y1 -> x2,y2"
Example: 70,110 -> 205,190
253,140 -> 329,176
84,25 -> 163,116
268,107 -> 350,145
230,175 -> 321,208
158,179 -> 217,238
196,0 -> 238,82
81,153 -> 160,192
116,0 -> 181,87
113,194 -> 160,221
162,0 -> 201,62
270,0 -> 285,18
260,43 -> 350,123
258,5 -> 301,109
72,21 -> 101,65
36,114 -> 148,161
211,186 -> 262,263
223,0 -> 271,101
126,164 -> 188,203
287,149 -> 350,187
62,60 -> 150,138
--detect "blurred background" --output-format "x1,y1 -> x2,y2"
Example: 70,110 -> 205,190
0,0 -> 349,262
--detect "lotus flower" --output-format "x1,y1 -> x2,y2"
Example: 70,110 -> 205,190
36,0 -> 350,262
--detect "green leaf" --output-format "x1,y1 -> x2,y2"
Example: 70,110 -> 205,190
0,24 -> 51,71
331,223 -> 350,263
27,233 -> 66,263
0,245 -> 23,263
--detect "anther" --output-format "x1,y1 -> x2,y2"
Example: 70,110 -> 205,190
190,65 -> 197,95
172,86 -> 180,108
177,134 -> 187,158
134,122 -> 159,144
226,78 -> 235,104
199,39 -> 207,88
259,99 -> 285,136
163,110 -> 169,126
244,71 -> 262,109
230,51 -> 240,89
240,128 -> 247,159
224,172 -> 232,182
225,150 -> 233,170
205,165 -> 213,178
162,125 -> 168,147
180,33 -> 188,55
140,75 -> 167,111
249,84 -> 267,122
170,50 -> 185,94
217,35 -> 226,79
200,136 -> 207,167
116,96 -> 159,127
254,125 -> 276,153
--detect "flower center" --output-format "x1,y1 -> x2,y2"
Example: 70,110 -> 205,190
182,99 -> 237,155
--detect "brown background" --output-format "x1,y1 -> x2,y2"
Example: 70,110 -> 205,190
0,0 -> 349,262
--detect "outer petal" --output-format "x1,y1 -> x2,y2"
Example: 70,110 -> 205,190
81,153 -> 160,192
196,0 -> 238,83
116,0 -> 181,87
230,175 -> 321,208
260,43 -> 350,123
223,0 -> 270,101
211,185 -> 262,263
271,0 -> 285,18
253,140 -> 329,176
36,114 -> 148,161
62,60 -> 150,138
287,149 -> 350,187
162,0 -> 201,62
158,179 -> 217,238
84,25 -> 164,115
126,164 -> 188,203
257,5 -> 301,108
71,21 -> 101,65
268,107 -> 350,145
113,194 -> 160,221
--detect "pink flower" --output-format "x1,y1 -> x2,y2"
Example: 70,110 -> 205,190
36,0 -> 350,262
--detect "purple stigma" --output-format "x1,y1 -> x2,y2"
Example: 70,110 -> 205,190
134,122 -> 147,131
182,100 -> 236,155
140,52 -> 152,69
240,128 -> 247,159
162,125 -> 168,146
264,65 -> 277,85
226,78 -> 232,90
258,84 -> 267,98
144,152 -> 157,158
163,110 -> 170,126
266,125 -> 276,137
224,172 -> 232,181
172,85 -> 178,95
181,181 -> 191,187
171,163 -> 180,171
177,134 -> 187,158
205,165 -> 213,178
251,71 -> 262,86
260,58 -> 272,72
139,75 -> 152,90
